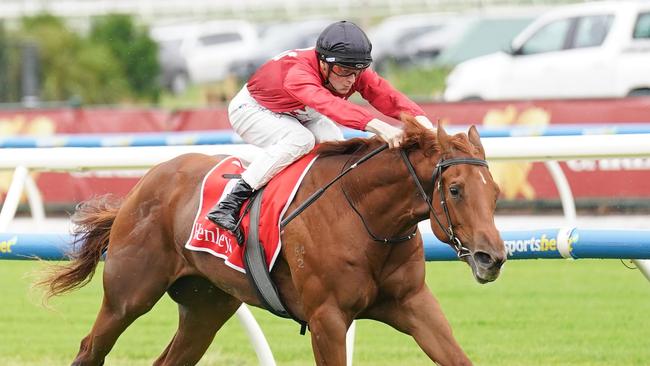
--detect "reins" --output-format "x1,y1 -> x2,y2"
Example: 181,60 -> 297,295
280,144 -> 388,228
340,149 -> 418,244
280,142 -> 489,258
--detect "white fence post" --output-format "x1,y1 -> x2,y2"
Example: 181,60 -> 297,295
346,320 -> 357,366
632,260 -> 650,282
235,305 -> 277,366
0,166 -> 29,232
24,172 -> 46,229
544,161 -> 576,226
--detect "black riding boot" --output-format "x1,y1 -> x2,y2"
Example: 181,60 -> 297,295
207,179 -> 254,244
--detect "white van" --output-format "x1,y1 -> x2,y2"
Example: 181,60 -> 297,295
443,1 -> 650,101
151,20 -> 259,92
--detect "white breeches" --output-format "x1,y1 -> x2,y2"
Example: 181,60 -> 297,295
228,85 -> 344,190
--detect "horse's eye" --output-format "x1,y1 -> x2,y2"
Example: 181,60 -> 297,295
449,186 -> 460,198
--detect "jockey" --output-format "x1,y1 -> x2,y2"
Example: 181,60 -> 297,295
207,20 -> 433,242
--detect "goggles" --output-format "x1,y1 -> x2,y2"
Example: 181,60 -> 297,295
330,64 -> 364,78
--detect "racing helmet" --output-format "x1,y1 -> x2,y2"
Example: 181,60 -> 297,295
316,21 -> 372,69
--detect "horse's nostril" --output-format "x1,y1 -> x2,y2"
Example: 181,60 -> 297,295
492,256 -> 505,270
473,251 -> 495,268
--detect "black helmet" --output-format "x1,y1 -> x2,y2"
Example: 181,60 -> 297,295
316,21 -> 372,69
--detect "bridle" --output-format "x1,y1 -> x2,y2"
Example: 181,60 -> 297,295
281,144 -> 489,258
399,150 -> 488,258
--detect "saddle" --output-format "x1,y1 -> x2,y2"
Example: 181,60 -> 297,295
185,154 -> 316,333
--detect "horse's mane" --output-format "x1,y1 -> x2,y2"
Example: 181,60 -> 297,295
317,115 -> 475,157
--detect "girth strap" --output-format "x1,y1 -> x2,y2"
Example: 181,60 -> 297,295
243,187 -> 308,334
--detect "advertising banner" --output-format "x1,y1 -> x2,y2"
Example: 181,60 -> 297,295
1,98 -> 649,207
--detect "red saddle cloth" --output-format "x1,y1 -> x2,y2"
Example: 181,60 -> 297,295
184,154 -> 318,273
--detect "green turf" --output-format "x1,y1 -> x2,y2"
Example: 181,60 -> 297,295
1,259 -> 648,365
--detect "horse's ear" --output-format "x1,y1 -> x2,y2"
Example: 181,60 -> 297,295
468,125 -> 486,159
436,120 -> 451,153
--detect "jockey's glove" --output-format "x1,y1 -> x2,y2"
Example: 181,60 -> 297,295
365,118 -> 404,148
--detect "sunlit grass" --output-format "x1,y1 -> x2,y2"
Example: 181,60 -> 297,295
158,77 -> 243,110
383,64 -> 451,100
1,259 -> 648,365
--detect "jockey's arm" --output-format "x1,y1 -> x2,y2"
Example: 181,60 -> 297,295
284,66 -> 376,131
356,68 -> 434,130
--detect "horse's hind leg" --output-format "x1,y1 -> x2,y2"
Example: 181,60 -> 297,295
72,249 -> 173,365
154,276 -> 242,366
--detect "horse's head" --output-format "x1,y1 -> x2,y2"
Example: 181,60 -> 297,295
433,123 -> 505,283
403,117 -> 505,283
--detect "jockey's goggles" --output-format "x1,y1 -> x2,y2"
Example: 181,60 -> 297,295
330,64 -> 365,78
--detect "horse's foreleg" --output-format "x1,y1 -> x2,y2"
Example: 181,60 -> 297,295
368,287 -> 472,366
154,277 -> 242,366
308,304 -> 349,366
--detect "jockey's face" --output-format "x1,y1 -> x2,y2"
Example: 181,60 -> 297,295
319,61 -> 363,95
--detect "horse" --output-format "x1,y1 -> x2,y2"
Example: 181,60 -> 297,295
38,116 -> 505,366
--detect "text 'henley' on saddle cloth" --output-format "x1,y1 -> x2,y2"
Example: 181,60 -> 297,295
184,154 -> 318,273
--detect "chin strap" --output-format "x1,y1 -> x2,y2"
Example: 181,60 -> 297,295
323,62 -> 333,86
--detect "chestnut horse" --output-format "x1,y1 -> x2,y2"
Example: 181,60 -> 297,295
39,118 -> 505,366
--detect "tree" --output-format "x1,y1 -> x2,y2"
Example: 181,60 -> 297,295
0,22 -> 8,101
90,14 -> 161,102
19,14 -> 131,104
0,21 -> 28,103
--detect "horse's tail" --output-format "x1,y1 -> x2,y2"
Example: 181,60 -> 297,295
36,195 -> 122,300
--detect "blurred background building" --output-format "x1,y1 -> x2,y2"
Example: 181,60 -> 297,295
0,0 -> 568,23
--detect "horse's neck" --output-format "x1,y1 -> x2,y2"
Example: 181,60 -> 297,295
343,148 -> 433,235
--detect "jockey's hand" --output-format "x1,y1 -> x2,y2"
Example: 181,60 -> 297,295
415,115 -> 435,130
365,118 -> 403,148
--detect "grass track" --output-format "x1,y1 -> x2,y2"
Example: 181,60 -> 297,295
1,259 -> 648,365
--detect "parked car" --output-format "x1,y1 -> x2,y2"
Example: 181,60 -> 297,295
150,22 -> 195,94
443,1 -> 650,101
229,19 -> 333,81
435,13 -> 537,66
151,20 -> 259,93
368,13 -> 457,71
399,17 -> 474,67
